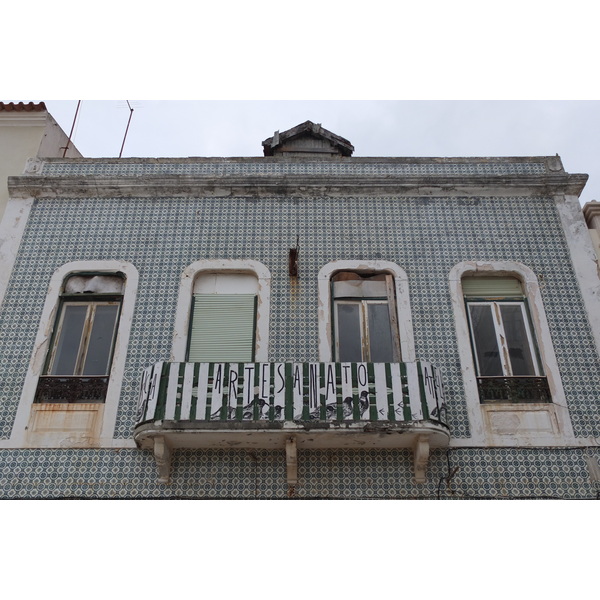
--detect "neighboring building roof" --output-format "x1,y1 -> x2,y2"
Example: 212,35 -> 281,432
583,200 -> 600,229
0,101 -> 47,112
262,120 -> 354,157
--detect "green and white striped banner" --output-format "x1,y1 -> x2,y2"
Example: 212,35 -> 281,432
136,361 -> 447,426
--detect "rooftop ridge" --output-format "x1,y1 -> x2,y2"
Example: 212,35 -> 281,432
0,101 -> 47,112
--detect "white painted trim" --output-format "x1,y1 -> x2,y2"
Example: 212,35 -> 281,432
0,115 -> 47,126
0,197 -> 34,311
10,260 -> 139,447
555,194 -> 600,360
0,438 -> 138,449
171,259 -> 271,362
317,260 -> 415,362
449,260 -> 575,446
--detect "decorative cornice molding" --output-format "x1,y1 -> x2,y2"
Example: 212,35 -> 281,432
8,172 -> 589,199
0,113 -> 48,126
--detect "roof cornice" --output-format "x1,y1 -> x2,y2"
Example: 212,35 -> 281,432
0,102 -> 48,126
8,172 -> 589,199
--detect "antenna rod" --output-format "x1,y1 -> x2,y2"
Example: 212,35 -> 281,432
119,101 -> 134,158
63,100 -> 81,158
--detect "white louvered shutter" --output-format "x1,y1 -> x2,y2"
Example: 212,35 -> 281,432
462,277 -> 523,298
188,294 -> 256,362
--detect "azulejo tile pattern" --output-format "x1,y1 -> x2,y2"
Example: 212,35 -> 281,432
0,447 -> 597,499
0,176 -> 599,497
37,160 -> 548,177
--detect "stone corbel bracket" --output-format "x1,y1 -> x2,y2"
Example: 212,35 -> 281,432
286,437 -> 298,495
413,434 -> 430,484
154,436 -> 172,484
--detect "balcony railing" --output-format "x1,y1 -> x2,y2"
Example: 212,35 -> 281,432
477,376 -> 551,403
134,361 -> 450,485
34,376 -> 109,403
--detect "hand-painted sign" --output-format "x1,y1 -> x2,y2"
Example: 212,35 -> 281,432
137,361 -> 447,426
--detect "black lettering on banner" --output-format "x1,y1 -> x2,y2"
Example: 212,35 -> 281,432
326,364 -> 336,401
228,368 -> 238,401
276,363 -> 285,393
309,364 -> 318,408
245,365 -> 255,403
357,363 -> 367,386
261,363 -> 269,399
214,364 -> 223,393
149,371 -> 157,399
293,364 -> 301,394
342,364 -> 351,384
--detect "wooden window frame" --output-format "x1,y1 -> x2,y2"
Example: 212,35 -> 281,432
45,296 -> 122,378
465,298 -> 543,378
331,272 -> 401,362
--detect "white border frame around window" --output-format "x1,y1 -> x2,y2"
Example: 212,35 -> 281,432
6,260 -> 139,449
449,260 -> 575,446
171,259 -> 271,362
318,260 -> 415,362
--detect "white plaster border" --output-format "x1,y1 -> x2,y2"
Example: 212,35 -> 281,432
317,260 -> 415,362
171,259 -> 271,362
555,194 -> 600,360
5,260 -> 139,448
448,260 -> 575,447
0,197 -> 34,312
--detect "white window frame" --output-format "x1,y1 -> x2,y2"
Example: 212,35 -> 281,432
45,296 -> 122,379
7,260 -> 138,448
171,259 -> 271,362
318,260 -> 415,362
466,300 -> 542,378
449,260 -> 574,446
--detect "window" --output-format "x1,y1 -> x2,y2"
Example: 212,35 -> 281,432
172,260 -> 271,363
187,272 -> 257,362
318,260 -> 415,363
450,261 -> 573,444
332,271 -> 401,361
34,274 -> 124,403
11,260 -> 137,448
463,276 -> 551,403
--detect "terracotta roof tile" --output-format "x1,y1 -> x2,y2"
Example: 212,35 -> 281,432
0,101 -> 47,112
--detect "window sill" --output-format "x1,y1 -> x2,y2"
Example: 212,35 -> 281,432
24,403 -> 105,448
481,402 -> 562,443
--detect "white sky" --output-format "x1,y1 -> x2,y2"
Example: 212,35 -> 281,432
43,99 -> 600,206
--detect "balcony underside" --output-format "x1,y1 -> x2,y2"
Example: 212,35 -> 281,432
134,419 -> 450,450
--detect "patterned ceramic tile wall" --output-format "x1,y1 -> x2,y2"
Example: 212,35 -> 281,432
0,447 -> 597,499
0,188 -> 599,498
37,160 -> 548,177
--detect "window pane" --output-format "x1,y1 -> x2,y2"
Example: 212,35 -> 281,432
367,302 -> 394,362
468,304 -> 503,376
500,304 -> 537,376
336,302 -> 363,361
82,304 -> 120,376
50,304 -> 88,375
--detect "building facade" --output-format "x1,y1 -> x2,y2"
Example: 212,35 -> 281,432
0,121 -> 599,499
0,102 -> 81,220
583,200 -> 600,260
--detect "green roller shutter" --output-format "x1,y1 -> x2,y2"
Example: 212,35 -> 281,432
187,294 -> 257,362
462,277 -> 523,298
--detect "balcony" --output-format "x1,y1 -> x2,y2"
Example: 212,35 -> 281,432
133,361 -> 450,485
